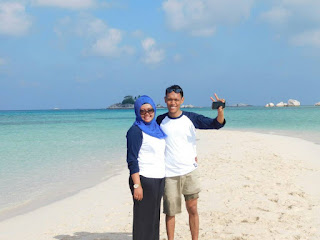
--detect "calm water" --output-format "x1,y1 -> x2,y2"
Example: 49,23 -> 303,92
0,106 -> 319,220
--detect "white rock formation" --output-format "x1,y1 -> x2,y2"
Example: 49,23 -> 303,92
276,102 -> 285,107
288,99 -> 300,106
315,102 -> 320,106
265,103 -> 275,107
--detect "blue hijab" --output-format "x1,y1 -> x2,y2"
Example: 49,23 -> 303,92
134,95 -> 167,139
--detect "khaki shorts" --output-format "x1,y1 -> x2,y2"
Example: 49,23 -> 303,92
163,168 -> 201,216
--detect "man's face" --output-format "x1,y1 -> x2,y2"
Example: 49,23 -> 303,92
165,91 -> 184,116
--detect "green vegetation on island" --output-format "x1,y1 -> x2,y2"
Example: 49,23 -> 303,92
108,95 -> 140,109
121,95 -> 140,105
108,95 -> 166,109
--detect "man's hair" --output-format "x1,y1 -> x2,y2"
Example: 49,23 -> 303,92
165,85 -> 184,97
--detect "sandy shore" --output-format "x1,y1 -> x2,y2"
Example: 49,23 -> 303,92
1,130 -> 320,240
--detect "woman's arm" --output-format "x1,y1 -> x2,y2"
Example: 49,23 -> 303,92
126,126 -> 144,200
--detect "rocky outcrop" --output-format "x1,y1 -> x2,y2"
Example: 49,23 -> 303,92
265,103 -> 275,107
276,102 -> 287,107
274,99 -> 300,107
107,103 -> 134,109
288,99 -> 300,106
315,102 -> 320,106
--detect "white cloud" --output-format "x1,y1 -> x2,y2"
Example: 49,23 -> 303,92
73,17 -> 108,37
162,0 -> 254,37
260,1 -> 320,47
55,15 -> 134,57
54,16 -> 108,38
291,29 -> 320,47
141,38 -> 165,64
0,2 -> 32,36
142,38 -> 156,50
260,1 -> 320,26
260,7 -> 291,25
87,18 -> 108,36
32,0 -> 97,9
91,29 -> 134,57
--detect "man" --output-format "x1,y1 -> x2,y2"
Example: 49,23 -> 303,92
156,85 -> 225,240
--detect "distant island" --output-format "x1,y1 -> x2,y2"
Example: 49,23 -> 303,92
107,96 -> 257,109
107,96 -> 166,109
107,96 -> 201,109
228,103 -> 252,107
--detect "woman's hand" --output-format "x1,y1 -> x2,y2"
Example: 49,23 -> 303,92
134,186 -> 143,201
131,172 -> 143,201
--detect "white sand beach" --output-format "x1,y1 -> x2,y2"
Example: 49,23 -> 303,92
1,130 -> 320,240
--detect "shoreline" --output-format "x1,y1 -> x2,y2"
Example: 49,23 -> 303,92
0,162 -> 127,222
0,130 -> 320,239
0,127 -> 319,222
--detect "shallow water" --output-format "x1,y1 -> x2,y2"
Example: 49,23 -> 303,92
0,106 -> 319,220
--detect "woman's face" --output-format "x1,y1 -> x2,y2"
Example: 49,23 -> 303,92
140,103 -> 154,123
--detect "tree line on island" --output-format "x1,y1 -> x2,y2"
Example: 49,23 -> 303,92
121,95 -> 140,105
107,95 -> 141,109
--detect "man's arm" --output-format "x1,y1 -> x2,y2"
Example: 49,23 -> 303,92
217,105 -> 224,124
184,93 -> 226,129
211,93 -> 225,124
184,112 -> 225,129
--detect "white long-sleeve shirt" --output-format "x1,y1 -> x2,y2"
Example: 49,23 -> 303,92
157,111 -> 225,177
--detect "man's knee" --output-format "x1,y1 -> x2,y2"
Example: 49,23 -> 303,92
166,215 -> 175,221
186,199 -> 198,215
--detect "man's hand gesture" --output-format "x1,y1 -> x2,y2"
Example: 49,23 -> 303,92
210,93 -> 225,124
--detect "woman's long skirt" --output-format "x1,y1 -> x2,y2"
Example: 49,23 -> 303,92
129,176 -> 165,240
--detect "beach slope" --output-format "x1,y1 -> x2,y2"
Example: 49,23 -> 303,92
0,130 -> 320,240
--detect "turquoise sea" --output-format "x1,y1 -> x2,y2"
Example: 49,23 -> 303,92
0,106 -> 320,221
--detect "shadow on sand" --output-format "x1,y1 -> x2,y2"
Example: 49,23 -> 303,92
54,231 -> 132,240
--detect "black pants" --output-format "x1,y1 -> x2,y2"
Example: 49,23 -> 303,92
129,176 -> 165,240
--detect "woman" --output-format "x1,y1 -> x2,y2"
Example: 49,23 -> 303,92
126,95 -> 167,240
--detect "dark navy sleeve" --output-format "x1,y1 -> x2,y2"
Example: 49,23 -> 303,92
126,125 -> 143,175
156,113 -> 168,125
183,111 -> 226,129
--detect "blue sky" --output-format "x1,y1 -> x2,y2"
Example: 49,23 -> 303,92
1,0 -> 320,110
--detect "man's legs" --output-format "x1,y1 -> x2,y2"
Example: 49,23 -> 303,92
163,175 -> 182,240
183,169 -> 200,240
166,215 -> 175,240
186,198 -> 199,240
164,169 -> 200,239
